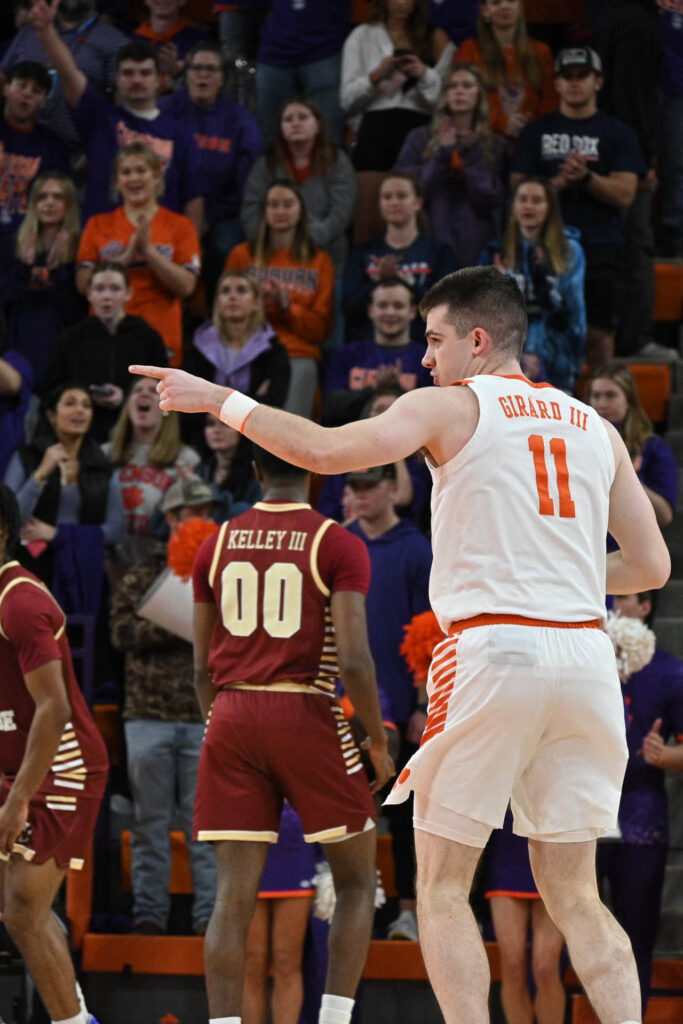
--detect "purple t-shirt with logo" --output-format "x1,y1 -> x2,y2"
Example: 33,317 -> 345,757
73,82 -> 207,219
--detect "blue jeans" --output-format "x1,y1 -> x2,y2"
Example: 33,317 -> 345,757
256,53 -> 344,146
125,719 -> 216,930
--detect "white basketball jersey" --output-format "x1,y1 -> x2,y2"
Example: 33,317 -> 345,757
429,374 -> 615,631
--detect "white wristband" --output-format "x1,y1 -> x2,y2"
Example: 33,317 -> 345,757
219,389 -> 259,433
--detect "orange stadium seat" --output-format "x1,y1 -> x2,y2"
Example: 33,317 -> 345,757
654,262 -> 683,323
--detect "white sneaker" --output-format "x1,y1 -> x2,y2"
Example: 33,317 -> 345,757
387,908 -> 418,941
635,341 -> 678,363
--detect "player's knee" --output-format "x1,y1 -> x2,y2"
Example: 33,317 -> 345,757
244,948 -> 270,981
531,949 -> 562,988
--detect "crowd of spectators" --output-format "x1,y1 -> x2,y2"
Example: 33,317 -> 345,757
1,0 -> 682,1011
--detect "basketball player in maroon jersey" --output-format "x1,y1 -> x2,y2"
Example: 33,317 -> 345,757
0,483 -> 107,1024
191,447 -> 394,1024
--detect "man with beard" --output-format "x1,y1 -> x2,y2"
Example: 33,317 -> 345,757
1,0 -> 129,151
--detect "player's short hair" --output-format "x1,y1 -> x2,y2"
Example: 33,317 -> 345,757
6,60 -> 51,93
116,40 -> 160,72
419,266 -> 527,358
252,445 -> 309,481
0,483 -> 21,561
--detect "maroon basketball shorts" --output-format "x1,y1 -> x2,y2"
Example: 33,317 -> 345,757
0,771 -> 107,870
195,689 -> 376,843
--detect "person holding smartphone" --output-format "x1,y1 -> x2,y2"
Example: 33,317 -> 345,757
44,262 -> 168,443
340,0 -> 440,170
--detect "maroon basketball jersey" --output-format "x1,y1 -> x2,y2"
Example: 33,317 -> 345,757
193,501 -> 371,693
0,561 -> 108,795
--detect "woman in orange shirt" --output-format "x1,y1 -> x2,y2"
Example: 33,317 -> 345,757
226,179 -> 334,419
455,0 -> 557,144
76,141 -> 200,367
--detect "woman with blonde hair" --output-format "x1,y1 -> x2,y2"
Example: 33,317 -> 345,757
396,62 -> 508,267
455,0 -> 557,143
0,171 -> 86,389
103,375 -> 200,565
584,363 -> 678,528
184,270 -> 290,408
480,176 -> 586,392
226,179 -> 333,418
76,140 -> 201,366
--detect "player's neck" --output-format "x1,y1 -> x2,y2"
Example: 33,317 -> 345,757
262,484 -> 309,503
385,222 -> 418,249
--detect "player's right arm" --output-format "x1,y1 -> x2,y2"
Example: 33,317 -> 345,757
128,365 -> 473,473
27,0 -> 87,107
332,590 -> 395,793
605,421 -> 671,595
0,660 -> 70,855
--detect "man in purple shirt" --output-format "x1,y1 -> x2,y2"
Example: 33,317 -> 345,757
598,591 -> 683,1012
0,60 -> 69,239
323,277 -> 431,425
27,1 -> 206,234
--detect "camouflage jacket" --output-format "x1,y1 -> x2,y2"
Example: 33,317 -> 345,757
110,543 -> 202,722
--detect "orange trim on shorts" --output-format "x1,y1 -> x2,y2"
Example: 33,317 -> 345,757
485,890 -> 541,900
420,635 -> 459,747
258,889 -> 314,900
448,614 -> 602,635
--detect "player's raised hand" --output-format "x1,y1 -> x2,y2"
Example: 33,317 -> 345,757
642,717 -> 665,766
129,365 -> 228,415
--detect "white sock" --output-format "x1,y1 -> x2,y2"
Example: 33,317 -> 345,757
75,980 -> 87,1015
209,1018 -> 241,1024
618,1021 -> 641,1023
318,994 -> 355,1024
52,1012 -> 88,1024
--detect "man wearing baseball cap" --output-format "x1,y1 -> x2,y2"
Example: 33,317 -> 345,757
110,475 -> 218,935
346,461 -> 432,944
512,44 -> 646,368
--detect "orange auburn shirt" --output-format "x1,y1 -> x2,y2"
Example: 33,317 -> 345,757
77,205 -> 200,366
455,38 -> 558,140
225,243 -> 334,361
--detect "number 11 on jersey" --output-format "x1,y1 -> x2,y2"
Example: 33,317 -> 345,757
528,434 -> 576,518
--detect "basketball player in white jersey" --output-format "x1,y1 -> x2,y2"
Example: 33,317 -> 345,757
131,266 -> 670,1024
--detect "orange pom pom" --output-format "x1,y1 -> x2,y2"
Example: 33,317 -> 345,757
167,517 -> 219,580
400,610 -> 444,686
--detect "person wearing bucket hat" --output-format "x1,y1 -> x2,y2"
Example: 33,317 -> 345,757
110,477 -> 218,937
512,43 -> 646,369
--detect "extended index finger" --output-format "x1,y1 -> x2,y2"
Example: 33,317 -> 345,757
129,364 -> 167,380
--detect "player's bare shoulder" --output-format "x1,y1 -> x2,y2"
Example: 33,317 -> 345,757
396,381 -> 479,467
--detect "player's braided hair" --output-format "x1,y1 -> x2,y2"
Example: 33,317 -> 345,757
0,483 -> 21,561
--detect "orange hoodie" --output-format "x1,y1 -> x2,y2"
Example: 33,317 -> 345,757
226,243 -> 334,361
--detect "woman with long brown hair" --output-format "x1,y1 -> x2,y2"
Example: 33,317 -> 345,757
0,172 -> 86,390
455,0 -> 557,143
480,176 -> 586,392
103,375 -> 200,565
396,63 -> 508,268
584,363 -> 678,528
241,98 -> 356,281
227,179 -> 334,418
341,0 -> 440,170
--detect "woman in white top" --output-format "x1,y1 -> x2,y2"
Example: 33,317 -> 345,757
340,0 -> 441,170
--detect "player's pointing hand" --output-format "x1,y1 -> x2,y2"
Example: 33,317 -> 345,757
129,365 -> 227,416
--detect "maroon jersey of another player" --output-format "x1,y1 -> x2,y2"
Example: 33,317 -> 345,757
0,561 -> 108,801
192,501 -> 371,696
